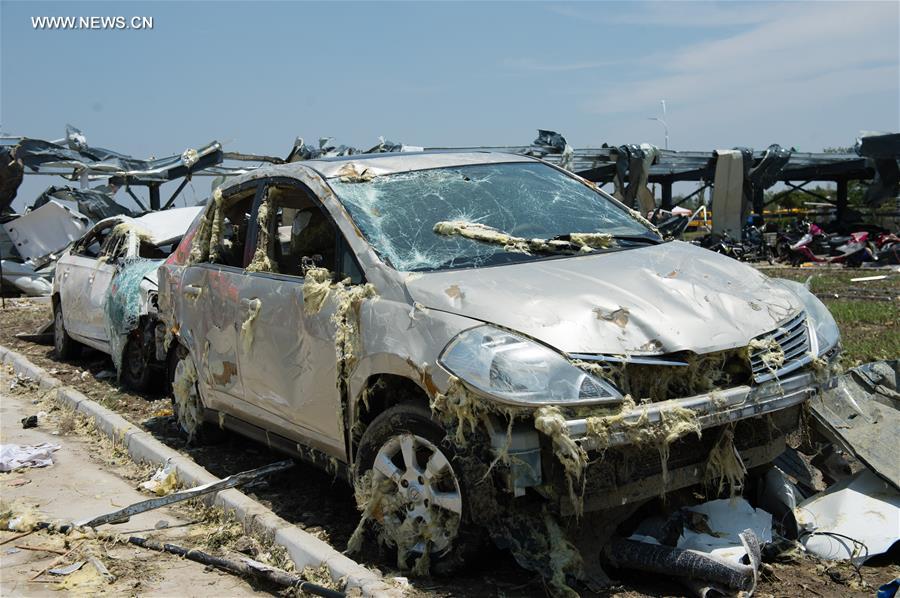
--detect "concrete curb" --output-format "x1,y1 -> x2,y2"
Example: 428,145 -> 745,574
0,345 -> 397,596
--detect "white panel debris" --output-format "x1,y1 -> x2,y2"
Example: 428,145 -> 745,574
797,469 -> 900,563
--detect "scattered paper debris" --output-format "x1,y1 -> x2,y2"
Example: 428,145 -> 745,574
139,458 -> 178,496
0,443 -> 61,472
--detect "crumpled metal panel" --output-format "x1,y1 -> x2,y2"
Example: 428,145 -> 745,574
2,199 -> 90,262
285,136 -> 415,163
13,127 -> 223,183
811,359 -> 899,489
32,185 -> 133,221
404,240 -> 801,355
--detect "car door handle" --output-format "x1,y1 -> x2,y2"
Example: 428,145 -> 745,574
240,298 -> 261,312
183,285 -> 202,299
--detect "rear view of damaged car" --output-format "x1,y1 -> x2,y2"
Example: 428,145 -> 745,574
157,153 -> 841,595
52,207 -> 203,390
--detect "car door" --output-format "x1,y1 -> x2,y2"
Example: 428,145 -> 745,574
234,179 -> 352,457
59,222 -> 116,342
177,183 -> 261,414
81,230 -> 125,344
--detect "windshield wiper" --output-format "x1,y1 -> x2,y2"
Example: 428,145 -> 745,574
547,232 -> 663,249
604,234 -> 663,245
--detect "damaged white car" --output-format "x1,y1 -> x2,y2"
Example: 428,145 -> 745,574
52,207 -> 202,390
157,153 -> 840,594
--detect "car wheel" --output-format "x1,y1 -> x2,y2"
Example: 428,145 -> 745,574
121,332 -> 154,392
53,304 -> 81,360
169,347 -> 226,444
354,402 -> 480,574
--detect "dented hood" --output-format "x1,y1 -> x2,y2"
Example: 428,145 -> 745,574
405,241 -> 803,355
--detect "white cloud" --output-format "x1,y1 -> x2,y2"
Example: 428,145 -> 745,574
501,57 -> 621,72
547,2 -> 776,28
583,1 -> 899,118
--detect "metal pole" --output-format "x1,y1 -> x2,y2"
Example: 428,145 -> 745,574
660,100 -> 668,150
661,180 -> 673,210
648,117 -> 669,150
149,184 -> 161,211
836,178 -> 848,222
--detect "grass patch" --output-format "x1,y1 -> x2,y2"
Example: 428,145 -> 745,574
822,299 -> 899,365
759,267 -> 899,365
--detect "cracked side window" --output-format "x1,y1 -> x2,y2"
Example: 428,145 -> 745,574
330,161 -> 650,271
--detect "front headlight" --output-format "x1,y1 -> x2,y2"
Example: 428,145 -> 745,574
439,325 -> 623,406
776,279 -> 840,354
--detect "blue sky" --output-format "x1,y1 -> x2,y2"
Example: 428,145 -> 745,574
2,0 -> 898,211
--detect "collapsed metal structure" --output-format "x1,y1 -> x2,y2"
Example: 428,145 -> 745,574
0,126 -> 411,214
2,126 -> 898,233
430,130 -> 900,231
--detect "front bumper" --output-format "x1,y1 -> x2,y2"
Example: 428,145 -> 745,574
485,368 -> 834,512
565,369 -> 824,451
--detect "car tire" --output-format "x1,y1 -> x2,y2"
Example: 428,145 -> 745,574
53,303 -> 81,360
168,346 -> 226,444
120,332 -> 155,392
354,402 -> 481,575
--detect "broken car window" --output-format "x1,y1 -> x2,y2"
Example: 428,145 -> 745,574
208,191 -> 256,268
268,185 -> 337,276
73,225 -> 113,258
139,239 -> 178,259
99,227 -> 130,261
330,162 -> 655,271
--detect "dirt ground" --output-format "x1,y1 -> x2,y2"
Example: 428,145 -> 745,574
1,296 -> 898,597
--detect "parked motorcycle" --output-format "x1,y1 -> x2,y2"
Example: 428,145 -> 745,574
873,232 -> 900,265
788,226 -> 876,266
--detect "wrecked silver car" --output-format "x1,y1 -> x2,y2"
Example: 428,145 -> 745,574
157,152 -> 841,594
52,207 -> 202,389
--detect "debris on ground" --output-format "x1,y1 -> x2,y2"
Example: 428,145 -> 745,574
620,498 -> 770,596
79,460 -> 294,528
811,359 -> 899,488
675,498 -> 773,564
139,459 -> 179,496
49,561 -> 86,576
0,443 -> 60,471
796,469 -> 900,563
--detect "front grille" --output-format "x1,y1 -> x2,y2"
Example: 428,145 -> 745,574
575,406 -> 801,508
750,311 -> 810,381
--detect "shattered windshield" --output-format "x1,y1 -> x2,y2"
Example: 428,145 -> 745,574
330,162 -> 655,271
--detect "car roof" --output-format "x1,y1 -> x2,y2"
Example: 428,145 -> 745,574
301,150 -> 536,178
93,206 -> 203,246
132,206 -> 204,244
